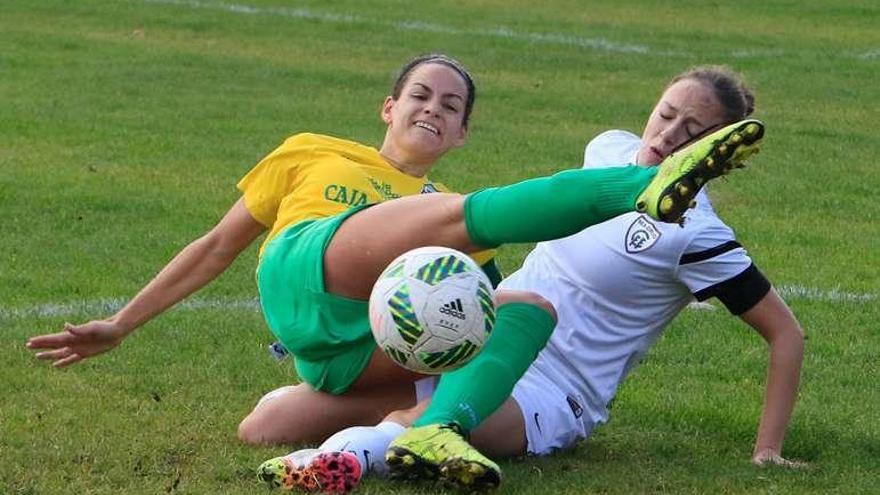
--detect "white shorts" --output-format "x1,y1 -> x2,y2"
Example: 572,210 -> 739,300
511,366 -> 596,456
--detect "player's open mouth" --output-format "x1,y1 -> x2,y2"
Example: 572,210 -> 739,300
414,121 -> 440,135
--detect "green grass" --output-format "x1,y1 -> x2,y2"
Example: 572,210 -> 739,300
2,0 -> 879,493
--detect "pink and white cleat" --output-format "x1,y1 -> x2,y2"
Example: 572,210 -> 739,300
257,449 -> 362,493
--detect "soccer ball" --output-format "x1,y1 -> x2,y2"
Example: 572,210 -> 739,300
369,246 -> 496,374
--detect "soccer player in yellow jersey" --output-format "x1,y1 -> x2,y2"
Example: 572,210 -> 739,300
27,52 -> 503,436
28,54 -> 763,492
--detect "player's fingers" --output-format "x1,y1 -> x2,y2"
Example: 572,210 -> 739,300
54,353 -> 82,368
35,347 -> 72,361
780,458 -> 808,469
26,332 -> 74,349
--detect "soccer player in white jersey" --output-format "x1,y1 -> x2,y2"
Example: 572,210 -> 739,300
256,66 -> 801,492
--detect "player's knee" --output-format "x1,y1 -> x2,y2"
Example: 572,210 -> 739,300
237,412 -> 265,445
238,408 -> 307,446
237,403 -> 297,445
496,290 -> 557,322
237,385 -> 299,444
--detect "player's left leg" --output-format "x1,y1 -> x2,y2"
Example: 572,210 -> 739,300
387,294 -> 557,491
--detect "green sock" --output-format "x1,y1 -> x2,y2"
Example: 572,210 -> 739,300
413,302 -> 556,433
464,166 -> 657,248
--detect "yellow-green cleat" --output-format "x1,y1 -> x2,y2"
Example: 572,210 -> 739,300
636,119 -> 765,223
386,423 -> 501,492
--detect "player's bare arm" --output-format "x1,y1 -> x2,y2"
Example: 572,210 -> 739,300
739,287 -> 806,467
27,198 -> 266,367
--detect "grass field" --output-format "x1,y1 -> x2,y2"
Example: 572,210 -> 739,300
2,0 -> 879,493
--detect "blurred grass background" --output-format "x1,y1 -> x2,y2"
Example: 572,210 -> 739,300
1,0 -> 878,493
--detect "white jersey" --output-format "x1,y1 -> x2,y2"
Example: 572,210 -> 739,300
501,130 -> 767,427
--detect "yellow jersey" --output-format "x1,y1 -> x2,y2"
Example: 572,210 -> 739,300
237,133 -> 495,267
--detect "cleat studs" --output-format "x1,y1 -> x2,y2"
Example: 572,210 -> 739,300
731,133 -> 743,144
659,196 -> 674,215
705,157 -> 715,168
676,183 -> 690,196
688,199 -> 697,208
745,123 -> 760,136
718,144 -> 728,156
636,200 -> 647,212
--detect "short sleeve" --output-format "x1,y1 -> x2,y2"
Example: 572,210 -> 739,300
676,220 -> 770,314
236,137 -> 307,228
677,221 -> 750,291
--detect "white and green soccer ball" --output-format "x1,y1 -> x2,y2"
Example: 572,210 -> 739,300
369,246 -> 496,374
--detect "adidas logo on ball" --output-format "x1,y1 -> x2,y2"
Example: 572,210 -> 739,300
370,246 -> 496,374
439,298 -> 466,320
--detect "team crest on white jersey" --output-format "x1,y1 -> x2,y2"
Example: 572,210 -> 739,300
625,215 -> 661,253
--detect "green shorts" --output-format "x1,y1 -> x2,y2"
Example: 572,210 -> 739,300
257,205 -> 375,394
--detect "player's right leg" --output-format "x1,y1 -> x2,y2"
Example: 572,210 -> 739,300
387,422 -> 501,490
324,166 -> 657,300
386,295 -> 556,491
325,120 -> 763,300
383,399 -> 527,491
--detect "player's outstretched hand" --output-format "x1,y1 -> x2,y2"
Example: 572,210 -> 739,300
752,448 -> 808,469
27,320 -> 128,368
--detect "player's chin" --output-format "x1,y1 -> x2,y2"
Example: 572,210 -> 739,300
408,132 -> 448,154
644,151 -> 665,165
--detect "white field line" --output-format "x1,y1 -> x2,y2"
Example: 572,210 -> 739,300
138,0 -> 878,61
776,284 -> 877,303
0,296 -> 260,321
140,0 -> 651,55
1,284 -> 875,321
689,284 -> 877,311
